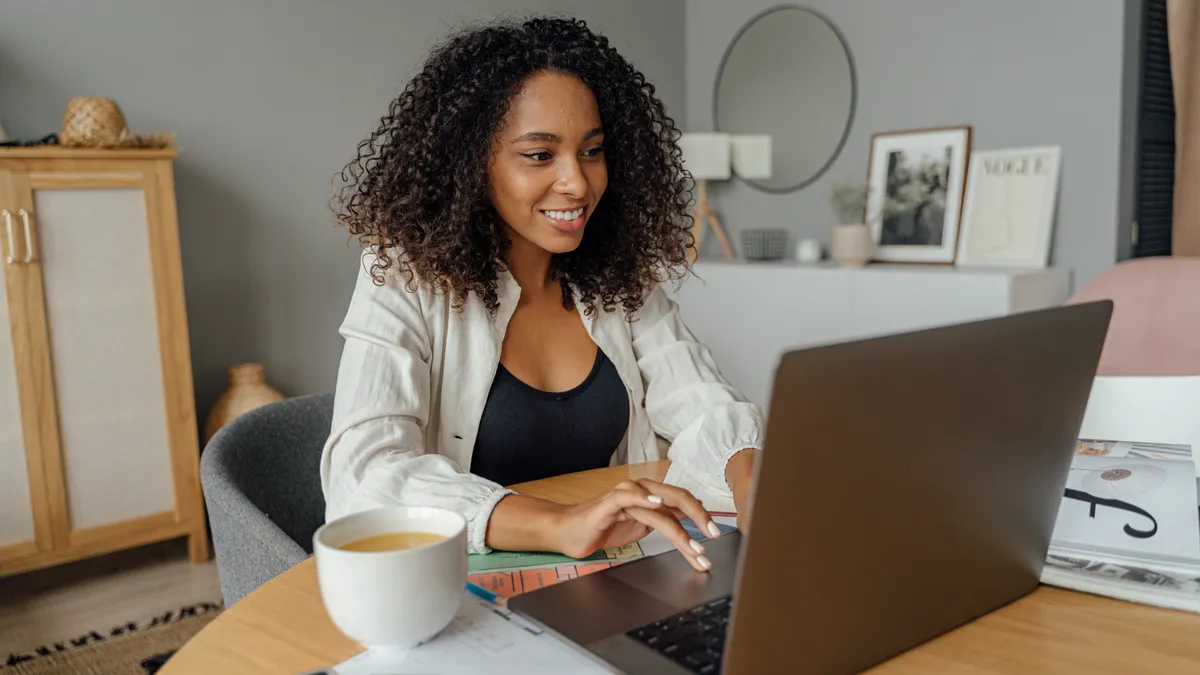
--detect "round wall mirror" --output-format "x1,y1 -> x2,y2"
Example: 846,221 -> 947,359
714,6 -> 856,193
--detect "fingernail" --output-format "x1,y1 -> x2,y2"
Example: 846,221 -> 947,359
697,555 -> 712,570
707,521 -> 721,538
647,495 -> 663,505
689,539 -> 705,554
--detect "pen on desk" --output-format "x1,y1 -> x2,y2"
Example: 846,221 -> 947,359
467,580 -> 508,607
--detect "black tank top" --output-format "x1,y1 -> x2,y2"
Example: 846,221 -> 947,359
470,350 -> 630,486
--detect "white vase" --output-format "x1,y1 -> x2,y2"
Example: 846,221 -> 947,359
795,238 -> 823,264
830,223 -> 873,268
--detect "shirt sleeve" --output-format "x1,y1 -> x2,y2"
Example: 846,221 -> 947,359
319,253 -> 514,554
630,284 -> 766,511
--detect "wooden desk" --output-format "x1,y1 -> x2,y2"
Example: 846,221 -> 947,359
161,461 -> 1200,674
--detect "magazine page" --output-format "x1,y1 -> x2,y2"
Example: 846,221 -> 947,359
1078,377 -> 1200,477
1049,452 -> 1200,568
1039,377 -> 1200,611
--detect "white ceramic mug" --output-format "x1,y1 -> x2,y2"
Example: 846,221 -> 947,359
313,505 -> 467,648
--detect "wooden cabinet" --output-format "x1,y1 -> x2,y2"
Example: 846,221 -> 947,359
0,147 -> 208,576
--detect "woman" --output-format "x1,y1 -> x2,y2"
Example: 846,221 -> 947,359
321,16 -> 764,573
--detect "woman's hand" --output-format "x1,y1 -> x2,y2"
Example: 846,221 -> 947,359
550,479 -> 721,572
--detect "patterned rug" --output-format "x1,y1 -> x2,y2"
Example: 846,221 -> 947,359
0,602 -> 222,674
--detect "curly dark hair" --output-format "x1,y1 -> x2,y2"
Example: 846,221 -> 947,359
332,15 -> 694,317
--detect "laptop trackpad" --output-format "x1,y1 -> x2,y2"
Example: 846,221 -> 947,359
608,532 -> 742,609
510,533 -> 743,646
511,570 -> 680,645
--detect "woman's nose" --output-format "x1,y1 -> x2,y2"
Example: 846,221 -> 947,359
555,158 -> 587,197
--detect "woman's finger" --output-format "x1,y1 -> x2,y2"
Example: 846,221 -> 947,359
597,487 -> 664,516
636,479 -> 721,539
613,479 -> 640,493
623,506 -> 712,573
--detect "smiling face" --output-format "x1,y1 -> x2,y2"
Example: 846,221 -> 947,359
487,70 -> 608,255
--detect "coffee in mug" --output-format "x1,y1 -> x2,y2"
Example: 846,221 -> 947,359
338,531 -> 447,552
313,506 -> 467,648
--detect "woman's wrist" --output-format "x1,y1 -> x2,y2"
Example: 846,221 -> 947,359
485,493 -> 570,553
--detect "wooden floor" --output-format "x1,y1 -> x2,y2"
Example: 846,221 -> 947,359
0,538 -> 222,658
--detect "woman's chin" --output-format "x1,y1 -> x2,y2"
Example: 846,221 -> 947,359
537,229 -> 586,254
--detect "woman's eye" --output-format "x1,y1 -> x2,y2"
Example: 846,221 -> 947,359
583,146 -> 605,158
521,151 -> 552,162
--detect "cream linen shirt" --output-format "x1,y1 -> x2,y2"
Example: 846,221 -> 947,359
320,252 -> 766,554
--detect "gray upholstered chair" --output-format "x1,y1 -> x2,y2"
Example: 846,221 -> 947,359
200,392 -> 333,605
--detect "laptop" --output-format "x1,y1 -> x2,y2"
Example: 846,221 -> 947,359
509,301 -> 1113,674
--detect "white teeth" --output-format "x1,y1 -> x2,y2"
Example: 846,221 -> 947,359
544,208 -> 584,221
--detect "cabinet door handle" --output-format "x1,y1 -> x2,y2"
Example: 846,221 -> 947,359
2,210 -> 13,265
18,209 -> 34,263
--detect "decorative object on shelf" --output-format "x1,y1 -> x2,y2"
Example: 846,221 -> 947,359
58,97 -> 176,148
0,132 -> 58,148
680,132 -> 772,261
204,363 -> 285,444
827,178 -> 876,267
866,126 -> 971,264
714,5 -> 856,194
956,146 -> 1062,269
795,238 -> 823,264
830,222 -> 873,268
0,118 -> 9,143
742,229 -> 787,260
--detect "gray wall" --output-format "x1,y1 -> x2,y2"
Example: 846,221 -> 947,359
0,0 -> 686,418
686,0 -> 1130,289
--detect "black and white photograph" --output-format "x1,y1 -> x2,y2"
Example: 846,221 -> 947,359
865,126 -> 971,263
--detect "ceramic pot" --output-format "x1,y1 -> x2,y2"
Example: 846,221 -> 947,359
795,238 -> 823,264
830,223 -> 873,268
204,363 -> 285,443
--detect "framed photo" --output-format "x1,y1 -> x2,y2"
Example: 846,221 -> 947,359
865,126 -> 971,264
955,146 -> 1062,269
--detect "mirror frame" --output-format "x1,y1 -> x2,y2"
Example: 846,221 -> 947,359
712,4 -> 858,194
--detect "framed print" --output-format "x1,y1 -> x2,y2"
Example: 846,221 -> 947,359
865,126 -> 971,264
955,146 -> 1062,269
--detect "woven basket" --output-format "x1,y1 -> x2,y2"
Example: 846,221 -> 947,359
58,97 -> 175,148
742,229 -> 788,261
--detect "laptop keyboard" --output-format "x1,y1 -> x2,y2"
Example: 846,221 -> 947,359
626,596 -> 731,674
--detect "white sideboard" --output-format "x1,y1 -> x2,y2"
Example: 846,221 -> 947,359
668,260 -> 1072,410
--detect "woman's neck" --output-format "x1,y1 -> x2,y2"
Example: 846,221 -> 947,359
504,234 -> 557,294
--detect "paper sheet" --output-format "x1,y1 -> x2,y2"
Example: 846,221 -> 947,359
1050,453 -> 1200,566
333,593 -> 615,674
1079,377 -> 1200,477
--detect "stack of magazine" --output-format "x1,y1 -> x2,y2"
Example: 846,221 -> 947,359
1042,438 -> 1200,612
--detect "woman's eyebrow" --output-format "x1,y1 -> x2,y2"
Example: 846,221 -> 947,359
510,127 -> 604,144
512,131 -> 560,143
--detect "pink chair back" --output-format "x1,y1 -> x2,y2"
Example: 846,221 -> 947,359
1066,258 -> 1200,376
